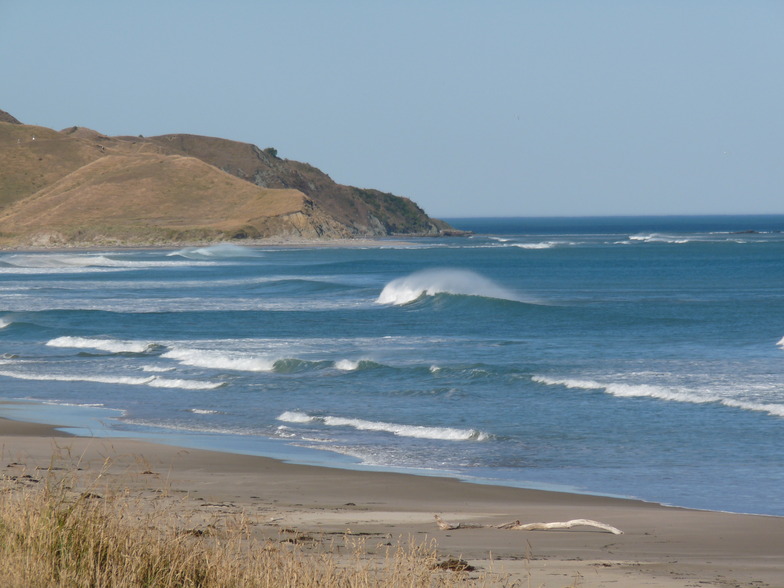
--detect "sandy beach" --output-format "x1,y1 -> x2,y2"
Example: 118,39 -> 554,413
1,414 -> 782,587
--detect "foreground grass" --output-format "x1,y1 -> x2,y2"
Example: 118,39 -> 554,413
0,466 -> 480,587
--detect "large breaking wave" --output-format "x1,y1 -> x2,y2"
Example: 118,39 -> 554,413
376,268 -> 532,306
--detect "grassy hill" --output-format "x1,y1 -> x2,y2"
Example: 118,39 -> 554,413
0,113 -> 454,247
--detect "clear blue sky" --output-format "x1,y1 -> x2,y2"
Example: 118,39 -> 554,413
3,1 -> 783,218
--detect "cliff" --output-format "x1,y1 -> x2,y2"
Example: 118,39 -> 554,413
0,112 -> 454,247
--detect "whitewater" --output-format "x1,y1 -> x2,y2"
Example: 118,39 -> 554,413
1,215 -> 784,515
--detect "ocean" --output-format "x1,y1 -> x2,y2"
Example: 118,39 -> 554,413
1,215 -> 783,516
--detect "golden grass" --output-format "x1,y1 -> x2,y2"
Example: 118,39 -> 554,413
0,464 -> 482,588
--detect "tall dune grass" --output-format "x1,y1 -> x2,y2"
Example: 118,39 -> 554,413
0,466 -> 479,587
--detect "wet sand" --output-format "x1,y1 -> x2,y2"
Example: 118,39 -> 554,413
2,415 -> 783,587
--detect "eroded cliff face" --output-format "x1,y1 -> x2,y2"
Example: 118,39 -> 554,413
0,112 -> 454,247
138,134 -> 452,237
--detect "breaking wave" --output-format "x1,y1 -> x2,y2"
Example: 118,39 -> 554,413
628,234 -> 691,244
333,359 -> 383,371
168,244 -> 263,260
532,376 -> 784,418
376,268 -> 530,306
161,348 -> 275,372
0,369 -> 222,390
46,336 -> 158,354
2,254 -> 213,271
277,411 -> 490,441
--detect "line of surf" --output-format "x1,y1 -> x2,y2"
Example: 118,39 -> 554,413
0,369 -> 222,390
46,336 -> 158,354
533,375 -> 784,418
277,410 -> 490,441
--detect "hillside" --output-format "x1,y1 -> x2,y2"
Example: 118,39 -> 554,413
0,112 -> 455,247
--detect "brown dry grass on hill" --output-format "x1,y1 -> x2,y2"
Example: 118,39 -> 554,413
0,148 -> 325,245
0,116 -> 452,246
0,123 -> 105,209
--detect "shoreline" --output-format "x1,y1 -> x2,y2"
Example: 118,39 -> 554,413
2,414 -> 784,586
0,235 -> 441,253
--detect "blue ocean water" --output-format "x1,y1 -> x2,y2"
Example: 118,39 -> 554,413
1,215 -> 783,515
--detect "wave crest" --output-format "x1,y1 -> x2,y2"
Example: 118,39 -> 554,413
0,369 -> 222,390
168,244 -> 262,260
46,336 -> 157,354
376,268 -> 529,306
533,375 -> 784,418
161,348 -> 275,372
277,410 -> 489,441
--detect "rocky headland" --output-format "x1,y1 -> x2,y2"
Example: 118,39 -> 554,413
0,109 -> 458,247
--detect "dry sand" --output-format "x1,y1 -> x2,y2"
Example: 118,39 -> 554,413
1,415 -> 782,587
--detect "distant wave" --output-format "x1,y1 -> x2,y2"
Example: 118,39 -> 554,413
511,241 -> 575,249
46,336 -> 157,354
168,244 -> 263,260
628,234 -> 691,244
333,359 -> 383,371
376,268 -> 532,306
277,410 -> 489,441
2,253 -> 213,271
533,375 -> 784,418
0,369 -> 222,390
162,347 -> 275,372
141,365 -> 176,373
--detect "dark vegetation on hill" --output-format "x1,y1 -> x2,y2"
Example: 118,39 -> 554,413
0,111 -> 458,247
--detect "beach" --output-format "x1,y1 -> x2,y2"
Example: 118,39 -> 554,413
2,415 -> 783,587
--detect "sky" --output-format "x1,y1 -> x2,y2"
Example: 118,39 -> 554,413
2,1 -> 783,218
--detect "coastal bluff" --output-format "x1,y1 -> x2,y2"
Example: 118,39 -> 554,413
0,110 -> 455,247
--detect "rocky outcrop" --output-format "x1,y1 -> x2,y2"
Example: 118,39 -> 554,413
138,134 -> 452,236
0,110 -> 22,124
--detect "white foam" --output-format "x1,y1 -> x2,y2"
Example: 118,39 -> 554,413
628,233 -> 690,244
376,268 -> 530,306
46,336 -> 155,354
0,318 -> 10,329
3,253 -> 212,270
0,369 -> 222,390
168,244 -> 262,260
189,408 -> 220,415
533,375 -> 784,418
777,336 -> 784,347
141,365 -> 175,373
161,347 -> 275,372
147,377 -> 223,390
334,359 -> 360,371
512,241 -> 557,249
278,410 -> 315,423
277,411 -> 489,441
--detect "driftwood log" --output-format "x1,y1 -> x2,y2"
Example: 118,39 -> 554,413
434,514 -> 622,535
